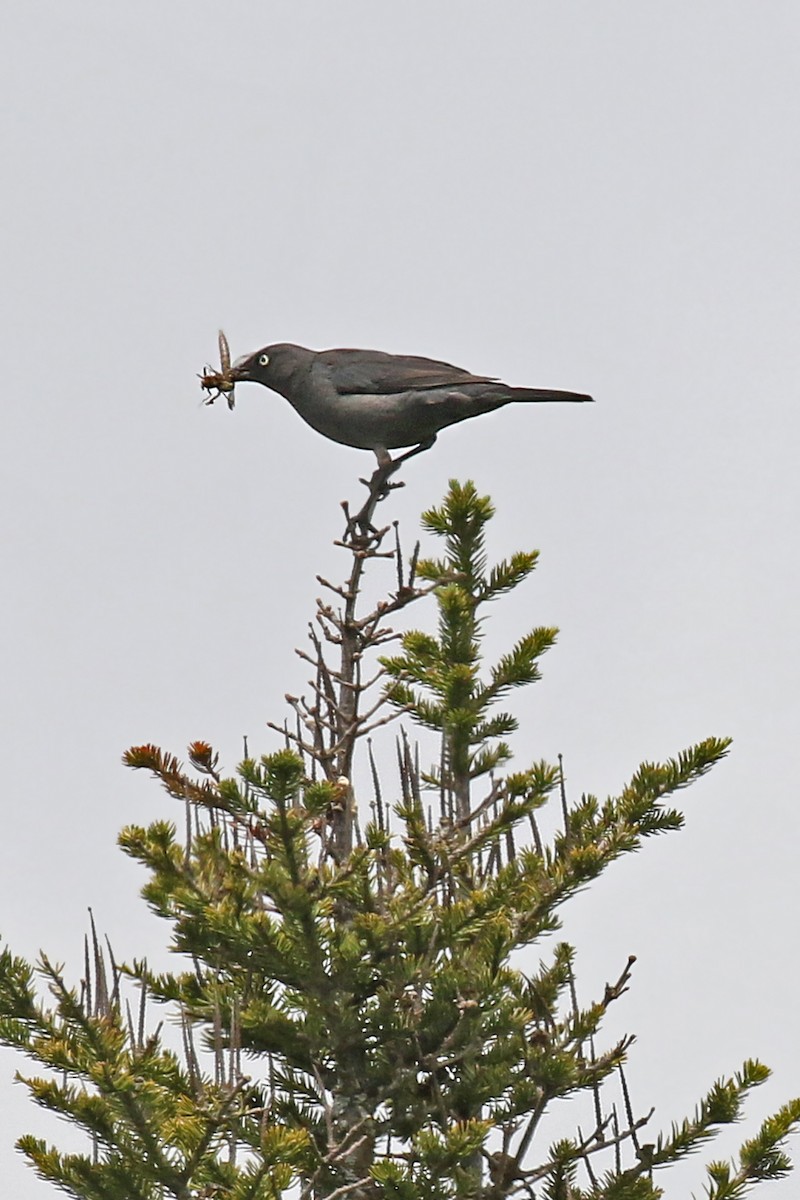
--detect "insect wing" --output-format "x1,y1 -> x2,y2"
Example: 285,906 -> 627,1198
218,329 -> 231,375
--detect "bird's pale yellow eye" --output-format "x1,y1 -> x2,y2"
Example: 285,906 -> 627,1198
259,353 -> 270,367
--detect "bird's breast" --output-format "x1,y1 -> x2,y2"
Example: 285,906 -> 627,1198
284,383 -> 446,450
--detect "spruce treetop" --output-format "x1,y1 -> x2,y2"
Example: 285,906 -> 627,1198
0,472 -> 796,1200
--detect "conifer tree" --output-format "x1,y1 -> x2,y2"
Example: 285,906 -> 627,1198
1,469 -> 798,1199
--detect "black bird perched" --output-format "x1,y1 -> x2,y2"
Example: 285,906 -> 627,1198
228,343 -> 592,467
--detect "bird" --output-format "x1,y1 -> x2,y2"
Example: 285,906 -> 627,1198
227,342 -> 592,467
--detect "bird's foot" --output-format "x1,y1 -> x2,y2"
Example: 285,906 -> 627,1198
342,463 -> 401,544
341,439 -> 436,545
368,437 -> 436,494
363,460 -> 404,499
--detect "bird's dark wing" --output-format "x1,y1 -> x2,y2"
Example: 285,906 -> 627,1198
318,348 -> 497,395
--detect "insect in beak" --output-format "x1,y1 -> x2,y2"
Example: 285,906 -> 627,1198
199,329 -> 237,410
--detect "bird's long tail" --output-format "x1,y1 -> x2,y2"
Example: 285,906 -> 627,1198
509,387 -> 593,404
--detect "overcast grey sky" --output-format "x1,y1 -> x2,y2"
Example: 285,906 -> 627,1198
1,2 -> 799,1194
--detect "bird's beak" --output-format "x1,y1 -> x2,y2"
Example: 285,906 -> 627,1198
229,354 -> 254,382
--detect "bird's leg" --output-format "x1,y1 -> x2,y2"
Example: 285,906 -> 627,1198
362,436 -> 437,494
389,436 -> 437,467
344,437 -> 437,542
344,462 -> 401,543
368,451 -> 404,494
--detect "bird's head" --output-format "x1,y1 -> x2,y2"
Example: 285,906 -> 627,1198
230,343 -> 310,394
